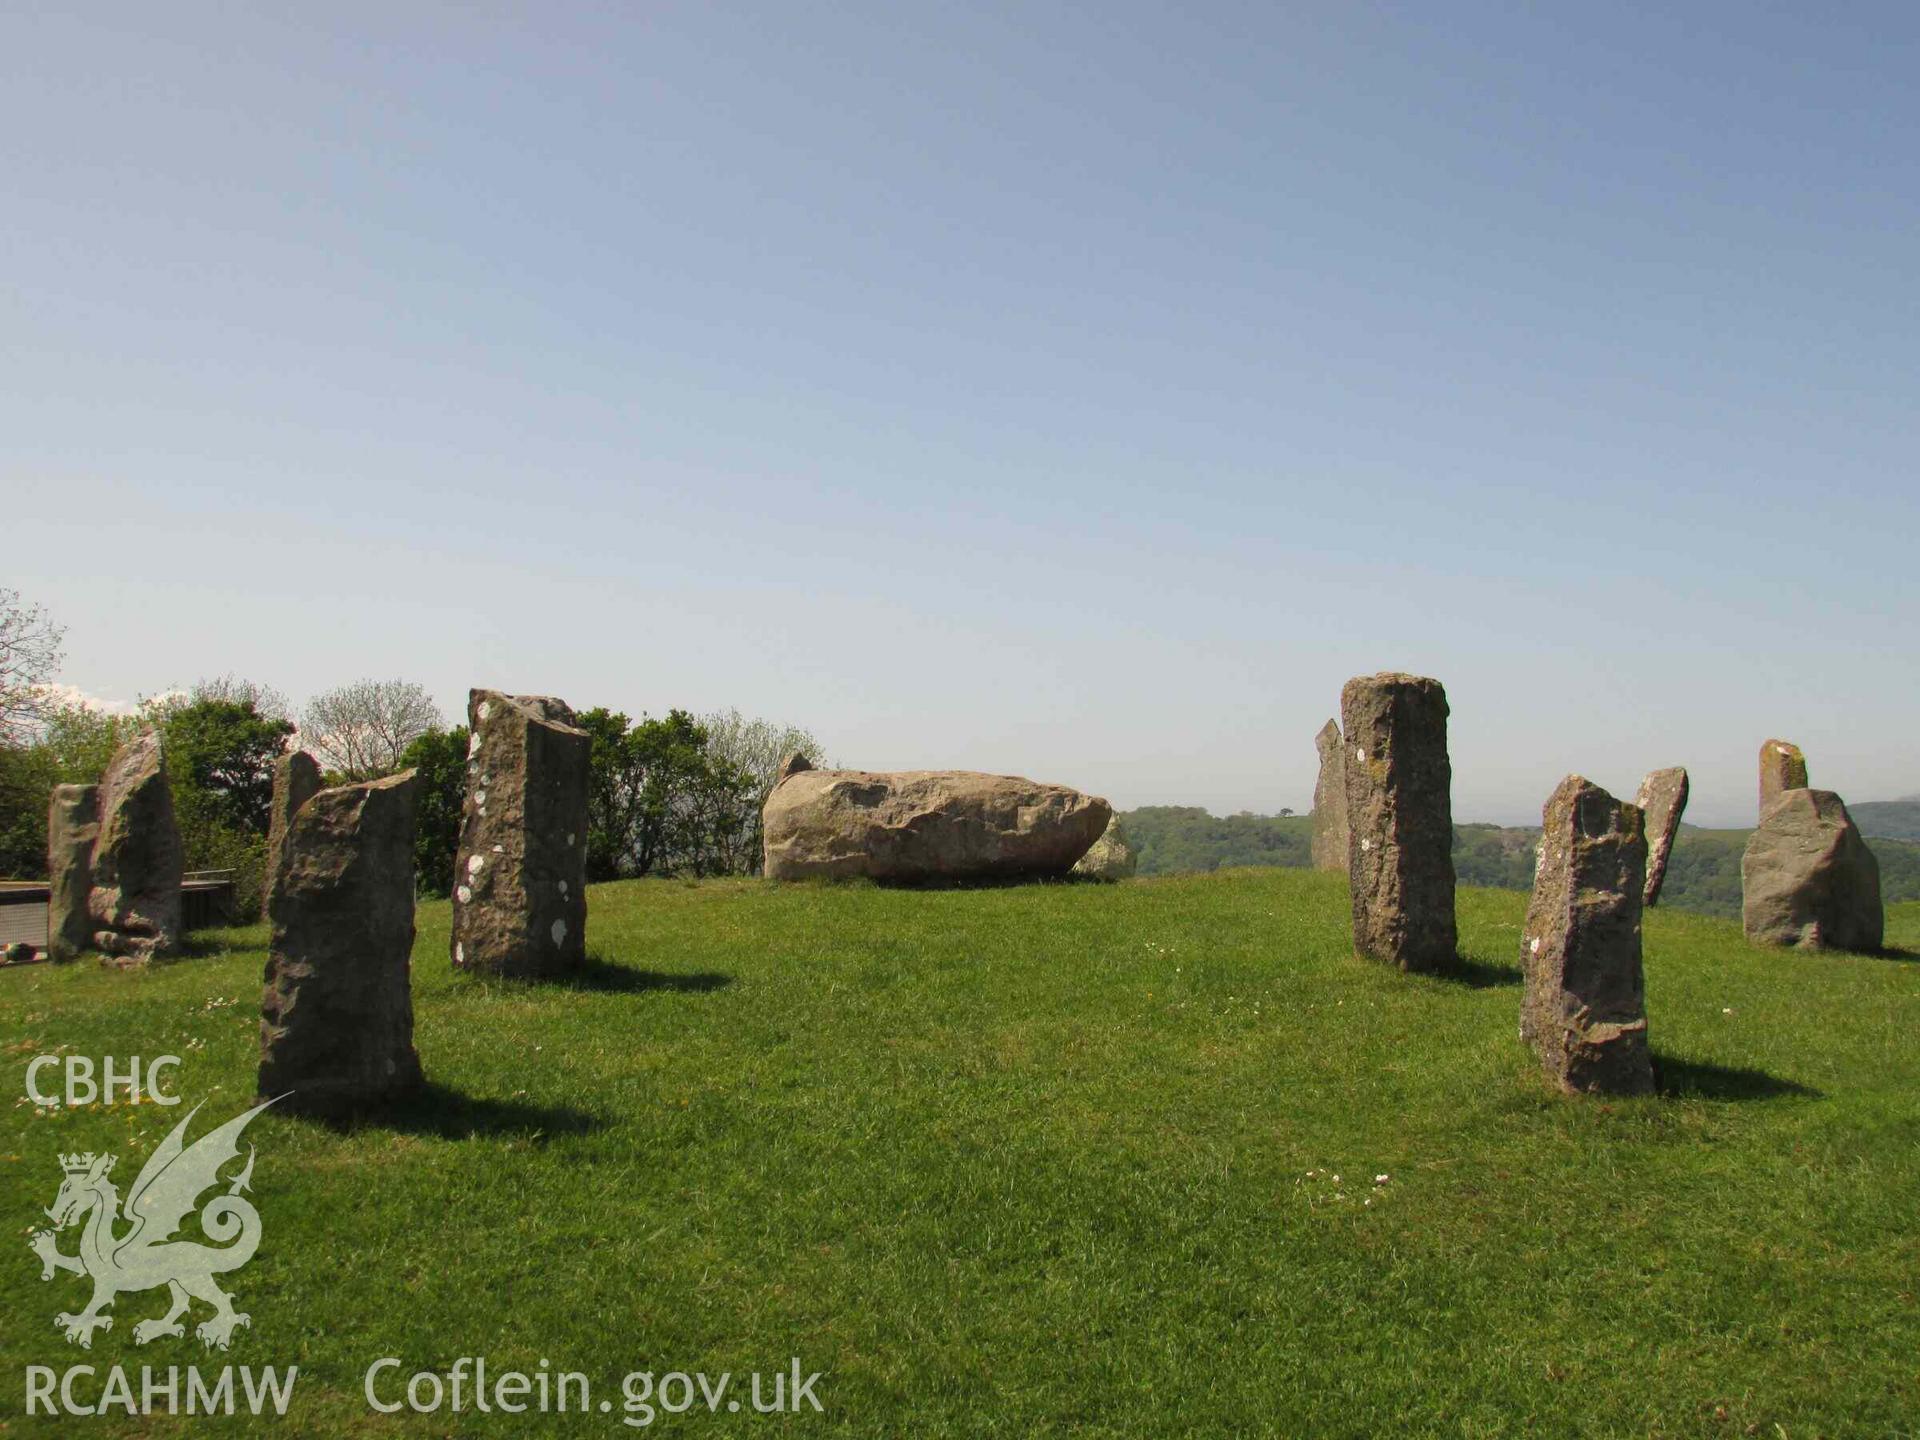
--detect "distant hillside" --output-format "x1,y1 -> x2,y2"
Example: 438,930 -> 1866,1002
1121,807 -> 1920,921
1850,800 -> 1920,842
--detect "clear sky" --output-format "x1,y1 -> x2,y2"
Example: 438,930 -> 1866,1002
5,3 -> 1915,827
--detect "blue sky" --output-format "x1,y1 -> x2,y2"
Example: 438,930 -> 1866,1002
5,3 -> 1914,826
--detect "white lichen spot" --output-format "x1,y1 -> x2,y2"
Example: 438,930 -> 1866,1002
1775,744 -> 1791,755
477,701 -> 492,721
474,790 -> 487,809
1529,936 -> 1541,954
567,833 -> 576,847
1359,838 -> 1371,852
466,854 -> 486,876
550,919 -> 567,946
559,880 -> 569,896
467,733 -> 481,757
455,942 -> 464,964
492,844 -> 503,853
456,885 -> 472,904
1354,747 -> 1367,762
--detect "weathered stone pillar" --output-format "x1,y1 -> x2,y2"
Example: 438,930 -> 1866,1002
1742,789 -> 1882,952
260,750 -> 323,919
1340,673 -> 1456,971
46,784 -> 100,961
1633,766 -> 1690,907
259,771 -> 423,1115
450,689 -> 590,977
87,731 -> 183,961
1519,775 -> 1654,1095
1309,719 -> 1348,873
1758,738 -> 1808,818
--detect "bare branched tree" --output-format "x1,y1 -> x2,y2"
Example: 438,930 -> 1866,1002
190,673 -> 293,722
698,708 -> 826,873
300,679 -> 444,781
0,588 -> 66,744
699,708 -> 826,804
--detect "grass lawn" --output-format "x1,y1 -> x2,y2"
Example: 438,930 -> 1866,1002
4,874 -> 1918,1437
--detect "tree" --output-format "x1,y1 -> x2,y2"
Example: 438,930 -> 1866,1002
697,708 -> 825,873
576,707 -> 754,880
155,687 -> 295,917
398,726 -> 468,898
160,696 -> 295,836
189,673 -> 292,723
300,679 -> 443,781
0,589 -> 65,745
0,700 -> 140,879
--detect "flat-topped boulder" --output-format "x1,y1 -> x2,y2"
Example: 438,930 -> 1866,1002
1633,766 -> 1690,907
87,731 -> 183,961
1742,789 -> 1882,952
763,769 -> 1110,883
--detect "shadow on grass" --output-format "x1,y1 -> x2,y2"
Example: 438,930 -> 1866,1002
313,1081 -> 601,1141
1428,954 -> 1523,989
545,953 -> 733,995
1654,1055 -> 1819,1102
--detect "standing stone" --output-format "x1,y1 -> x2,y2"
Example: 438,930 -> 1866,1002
1741,789 -> 1883,952
1341,673 -> 1457,972
450,690 -> 590,978
87,732 -> 183,961
260,751 -> 323,920
260,771 -> 424,1115
46,785 -> 100,962
1519,775 -> 1654,1095
777,750 -> 814,783
1309,719 -> 1349,872
1073,814 -> 1138,880
1633,766 -> 1690,907
1758,738 -> 1808,818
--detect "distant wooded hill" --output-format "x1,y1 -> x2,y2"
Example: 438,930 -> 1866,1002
1120,803 -> 1920,921
1848,800 -> 1920,842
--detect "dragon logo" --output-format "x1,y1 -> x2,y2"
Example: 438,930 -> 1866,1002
29,1098 -> 276,1350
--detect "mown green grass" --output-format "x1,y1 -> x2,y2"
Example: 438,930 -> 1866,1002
3,876 -> 1917,1437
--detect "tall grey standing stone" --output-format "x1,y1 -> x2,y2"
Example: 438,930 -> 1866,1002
87,732 -> 183,961
1072,813 -> 1138,880
450,690 -> 590,978
260,771 -> 424,1115
1519,775 -> 1654,1095
260,750 -> 323,919
1633,766 -> 1690,907
1309,719 -> 1349,873
46,785 -> 100,961
1741,789 -> 1883,952
1758,738 -> 1808,819
1341,673 -> 1457,972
